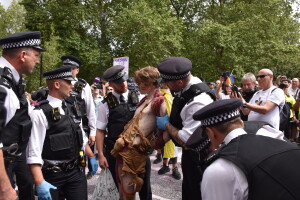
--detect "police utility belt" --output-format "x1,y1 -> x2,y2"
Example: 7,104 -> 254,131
42,150 -> 86,173
42,158 -> 79,173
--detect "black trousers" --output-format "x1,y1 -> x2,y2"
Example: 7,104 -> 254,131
181,149 -> 203,200
43,168 -> 87,200
104,140 -> 152,200
5,151 -> 34,200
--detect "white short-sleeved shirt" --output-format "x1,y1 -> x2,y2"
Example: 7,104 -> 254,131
26,95 -> 87,165
173,76 -> 214,143
248,86 -> 285,130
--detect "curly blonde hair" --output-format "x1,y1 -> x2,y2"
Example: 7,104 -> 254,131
134,66 -> 160,87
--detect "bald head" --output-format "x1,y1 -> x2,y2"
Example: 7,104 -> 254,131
257,68 -> 273,90
259,68 -> 273,76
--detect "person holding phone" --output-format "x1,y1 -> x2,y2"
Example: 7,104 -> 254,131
216,74 -> 232,100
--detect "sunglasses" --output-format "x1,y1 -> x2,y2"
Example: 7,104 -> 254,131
256,74 -> 271,79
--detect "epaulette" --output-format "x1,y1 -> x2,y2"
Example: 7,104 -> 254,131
74,78 -> 87,94
205,142 -> 226,166
0,67 -> 13,89
104,93 -> 119,109
34,99 -> 49,109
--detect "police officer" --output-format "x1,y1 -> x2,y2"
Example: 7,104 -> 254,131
96,65 -> 152,200
61,56 -> 98,178
27,66 -> 87,200
156,57 -> 215,200
0,31 -> 45,200
193,99 -> 300,200
0,87 -> 17,200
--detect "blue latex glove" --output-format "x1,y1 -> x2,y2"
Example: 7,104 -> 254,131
156,114 -> 169,130
89,156 -> 99,175
36,180 -> 57,200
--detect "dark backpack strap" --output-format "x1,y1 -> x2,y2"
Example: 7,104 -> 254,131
244,121 -> 273,135
182,83 -> 216,104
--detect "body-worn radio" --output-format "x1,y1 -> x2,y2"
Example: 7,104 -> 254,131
78,150 -> 86,167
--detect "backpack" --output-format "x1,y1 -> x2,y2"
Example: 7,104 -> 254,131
271,88 -> 290,132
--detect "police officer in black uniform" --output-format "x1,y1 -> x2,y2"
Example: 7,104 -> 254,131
61,55 -> 98,178
0,87 -> 17,200
96,65 -> 152,200
156,57 -> 215,200
193,99 -> 300,200
0,31 -> 45,200
27,66 -> 87,200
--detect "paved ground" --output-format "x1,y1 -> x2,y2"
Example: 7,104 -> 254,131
87,149 -> 183,200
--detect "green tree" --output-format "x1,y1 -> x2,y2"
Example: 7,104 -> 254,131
110,0 -> 183,73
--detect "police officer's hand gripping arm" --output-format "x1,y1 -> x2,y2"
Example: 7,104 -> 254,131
156,114 -> 186,147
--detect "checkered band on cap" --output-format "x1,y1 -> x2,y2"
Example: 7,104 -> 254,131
63,59 -> 80,67
108,70 -> 125,81
44,71 -> 73,80
161,71 -> 190,81
1,39 -> 41,49
201,109 -> 240,126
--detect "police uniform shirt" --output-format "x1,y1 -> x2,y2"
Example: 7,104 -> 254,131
0,56 -> 30,148
173,76 -> 214,143
201,128 -> 249,200
248,86 -> 285,130
26,95 -> 87,165
96,90 -> 129,130
72,78 -> 96,137
201,127 -> 286,200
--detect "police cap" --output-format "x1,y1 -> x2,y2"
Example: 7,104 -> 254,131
157,57 -> 192,82
103,65 -> 127,84
61,55 -> 82,68
193,99 -> 243,127
43,65 -> 75,81
0,31 -> 45,51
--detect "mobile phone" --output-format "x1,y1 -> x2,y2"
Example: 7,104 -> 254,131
232,85 -> 239,93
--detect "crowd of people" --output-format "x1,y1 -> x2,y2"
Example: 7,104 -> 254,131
0,31 -> 300,200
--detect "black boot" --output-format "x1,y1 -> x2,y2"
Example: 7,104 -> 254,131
158,164 -> 170,175
153,153 -> 162,164
172,167 -> 181,180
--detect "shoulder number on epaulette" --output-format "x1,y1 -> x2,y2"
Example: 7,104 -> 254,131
105,93 -> 118,109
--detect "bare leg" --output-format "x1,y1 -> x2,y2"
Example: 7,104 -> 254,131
117,162 -> 136,200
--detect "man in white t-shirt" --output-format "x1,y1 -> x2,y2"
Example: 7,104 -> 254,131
288,78 -> 299,98
240,68 -> 285,130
